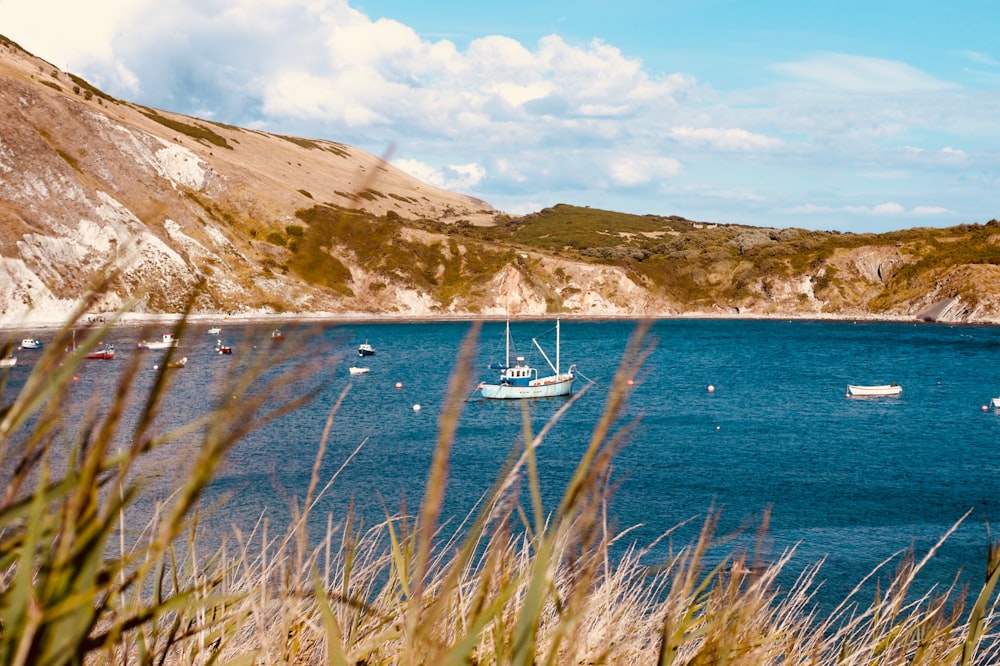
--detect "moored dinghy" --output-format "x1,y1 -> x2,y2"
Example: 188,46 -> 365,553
846,383 -> 901,397
478,319 -> 576,399
138,333 -> 179,350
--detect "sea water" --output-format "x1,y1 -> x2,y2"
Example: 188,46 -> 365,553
5,318 -> 1000,612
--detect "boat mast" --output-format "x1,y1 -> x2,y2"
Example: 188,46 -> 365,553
556,319 -> 560,374
505,319 -> 510,367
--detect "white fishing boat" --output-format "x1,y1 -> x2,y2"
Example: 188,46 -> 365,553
358,341 -> 375,356
478,319 -> 575,399
20,338 -> 42,349
846,383 -> 901,397
138,333 -> 179,350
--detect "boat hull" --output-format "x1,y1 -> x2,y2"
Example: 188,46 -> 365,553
847,384 -> 901,397
479,374 -> 574,399
138,342 -> 177,350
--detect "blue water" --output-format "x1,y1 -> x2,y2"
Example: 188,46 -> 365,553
5,318 -> 1000,613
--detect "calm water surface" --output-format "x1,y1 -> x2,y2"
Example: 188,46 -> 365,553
5,318 -> 1000,611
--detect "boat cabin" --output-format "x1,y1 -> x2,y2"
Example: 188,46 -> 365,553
501,357 -> 538,386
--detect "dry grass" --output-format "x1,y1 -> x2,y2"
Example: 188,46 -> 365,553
2,306 -> 1000,665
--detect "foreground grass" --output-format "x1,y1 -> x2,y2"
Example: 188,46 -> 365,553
1,311 -> 999,665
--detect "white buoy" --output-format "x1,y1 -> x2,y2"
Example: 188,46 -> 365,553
708,385 -> 715,393
395,382 -> 403,389
412,404 -> 421,411
983,405 -> 989,412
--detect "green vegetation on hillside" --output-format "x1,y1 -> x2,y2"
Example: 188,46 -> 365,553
292,204 -> 515,308
140,109 -> 233,150
444,205 -> 1000,310
278,199 -> 1000,314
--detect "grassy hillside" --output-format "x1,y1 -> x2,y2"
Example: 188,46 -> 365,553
280,201 -> 1000,316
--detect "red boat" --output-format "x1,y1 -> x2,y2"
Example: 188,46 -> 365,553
86,344 -> 115,360
216,340 -> 232,354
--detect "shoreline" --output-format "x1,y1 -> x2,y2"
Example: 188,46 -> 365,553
4,308 -> 995,333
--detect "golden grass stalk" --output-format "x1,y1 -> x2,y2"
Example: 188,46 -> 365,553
2,311 -> 999,665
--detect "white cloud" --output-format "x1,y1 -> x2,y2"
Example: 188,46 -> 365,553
870,202 -> 905,215
787,202 -> 954,218
962,50 -> 1000,68
773,53 -> 954,92
393,158 -> 485,191
608,156 -> 683,187
912,206 -> 955,216
670,125 -> 784,151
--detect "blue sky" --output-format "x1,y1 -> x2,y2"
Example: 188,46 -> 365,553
1,0 -> 998,232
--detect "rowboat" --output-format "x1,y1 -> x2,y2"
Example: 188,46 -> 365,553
0,356 -> 16,368
846,383 -> 901,397
478,319 -> 575,399
349,366 -> 370,375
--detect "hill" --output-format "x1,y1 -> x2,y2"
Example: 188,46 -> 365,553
2,34 -> 1000,326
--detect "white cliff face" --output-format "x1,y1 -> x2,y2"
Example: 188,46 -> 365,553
153,143 -> 211,190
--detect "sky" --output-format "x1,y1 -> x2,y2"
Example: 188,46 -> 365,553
1,0 -> 998,233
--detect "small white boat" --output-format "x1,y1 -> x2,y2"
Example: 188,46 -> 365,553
207,327 -> 222,335
479,319 -> 576,400
358,341 -> 375,356
20,338 -> 42,349
138,333 -> 179,350
349,366 -> 370,375
0,356 -> 17,368
847,383 -> 901,397
989,398 -> 1000,409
